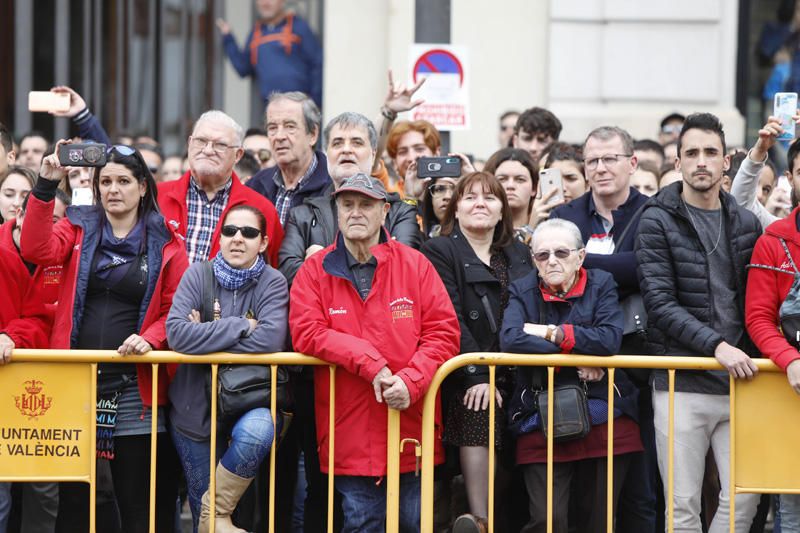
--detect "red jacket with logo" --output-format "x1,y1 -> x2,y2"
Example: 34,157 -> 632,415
289,234 -> 460,476
158,171 -> 284,266
0,245 -> 51,349
20,195 -> 189,406
0,219 -> 63,306
746,207 -> 800,371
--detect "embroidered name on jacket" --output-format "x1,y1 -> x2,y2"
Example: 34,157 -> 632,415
328,307 -> 347,316
389,297 -> 414,322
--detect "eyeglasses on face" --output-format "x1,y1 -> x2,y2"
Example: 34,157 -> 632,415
190,136 -> 239,154
584,153 -> 632,170
221,225 -> 261,239
532,248 -> 579,262
428,183 -> 456,197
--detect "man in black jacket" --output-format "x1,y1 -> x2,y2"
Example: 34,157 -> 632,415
635,113 -> 761,532
550,125 -> 655,533
279,112 -> 421,285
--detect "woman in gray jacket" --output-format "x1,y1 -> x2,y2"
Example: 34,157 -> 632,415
166,205 -> 289,533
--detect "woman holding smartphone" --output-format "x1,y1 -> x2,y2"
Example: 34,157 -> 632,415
21,140 -> 188,532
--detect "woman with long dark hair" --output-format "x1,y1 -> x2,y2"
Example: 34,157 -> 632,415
21,140 -> 188,532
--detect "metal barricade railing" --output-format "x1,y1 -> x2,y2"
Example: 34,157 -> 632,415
6,351 -> 798,533
2,350 -> 406,533
420,353 -> 792,533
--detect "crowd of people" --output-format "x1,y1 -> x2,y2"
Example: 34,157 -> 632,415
1,45 -> 800,533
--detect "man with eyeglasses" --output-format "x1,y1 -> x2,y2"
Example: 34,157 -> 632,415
243,127 -> 274,170
549,125 -> 655,533
636,113 -> 761,531
158,110 -> 283,266
246,91 -> 331,227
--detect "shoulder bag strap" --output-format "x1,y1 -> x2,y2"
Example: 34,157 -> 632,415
201,260 -> 216,322
614,201 -> 648,252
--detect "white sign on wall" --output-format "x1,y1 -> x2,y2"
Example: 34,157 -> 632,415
408,44 -> 470,131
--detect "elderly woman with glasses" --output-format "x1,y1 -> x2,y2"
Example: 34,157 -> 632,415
500,218 -> 642,533
422,171 -> 533,531
20,140 -> 188,532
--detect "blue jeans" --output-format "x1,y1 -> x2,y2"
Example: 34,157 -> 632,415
170,408 -> 276,531
335,473 -> 420,533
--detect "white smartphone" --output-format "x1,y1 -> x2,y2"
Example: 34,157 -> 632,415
71,188 -> 93,206
28,91 -> 70,113
539,168 -> 564,204
774,92 -> 798,141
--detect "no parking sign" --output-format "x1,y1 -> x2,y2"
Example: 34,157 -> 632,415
408,44 -> 470,131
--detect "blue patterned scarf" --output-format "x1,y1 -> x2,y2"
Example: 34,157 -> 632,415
212,251 -> 266,290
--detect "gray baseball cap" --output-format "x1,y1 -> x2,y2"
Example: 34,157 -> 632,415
333,173 -> 387,201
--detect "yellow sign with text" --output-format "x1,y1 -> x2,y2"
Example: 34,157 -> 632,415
0,363 -> 93,481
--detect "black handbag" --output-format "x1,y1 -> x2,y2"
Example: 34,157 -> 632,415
749,238 -> 800,347
201,261 -> 289,424
536,383 -> 591,442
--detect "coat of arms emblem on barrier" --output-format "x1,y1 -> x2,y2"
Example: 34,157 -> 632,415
14,380 -> 53,419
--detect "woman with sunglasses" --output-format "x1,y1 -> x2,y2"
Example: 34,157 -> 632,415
500,218 -> 641,533
166,205 -> 288,533
21,140 -> 188,532
421,172 -> 533,532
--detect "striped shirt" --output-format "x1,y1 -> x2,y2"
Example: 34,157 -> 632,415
585,196 -> 615,255
272,153 -> 318,225
185,177 -> 232,264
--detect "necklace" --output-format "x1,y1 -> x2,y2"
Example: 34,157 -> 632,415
682,198 -> 722,256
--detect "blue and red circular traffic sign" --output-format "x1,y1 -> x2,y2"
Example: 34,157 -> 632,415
412,48 -> 464,86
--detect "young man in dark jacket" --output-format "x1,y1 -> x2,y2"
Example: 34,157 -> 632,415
635,113 -> 761,532
550,125 -> 655,533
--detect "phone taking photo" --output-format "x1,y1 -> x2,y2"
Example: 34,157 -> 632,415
538,168 -> 564,204
28,91 -> 70,113
774,92 -> 798,141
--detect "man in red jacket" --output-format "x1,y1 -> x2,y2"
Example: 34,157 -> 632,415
289,174 -> 459,532
158,110 -> 284,265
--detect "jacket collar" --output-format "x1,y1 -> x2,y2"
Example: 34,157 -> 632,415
586,186 -> 645,217
765,206 -> 800,245
166,170 -> 244,204
539,267 -> 588,302
262,150 -> 331,197
651,180 -> 739,220
323,228 -> 392,280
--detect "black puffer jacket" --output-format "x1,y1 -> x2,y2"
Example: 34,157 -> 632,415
278,183 -> 422,285
635,182 -> 761,357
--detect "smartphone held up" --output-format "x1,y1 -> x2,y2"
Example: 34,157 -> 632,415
774,92 -> 798,141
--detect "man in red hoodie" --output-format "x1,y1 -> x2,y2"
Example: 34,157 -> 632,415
158,110 -> 284,266
289,174 -> 459,532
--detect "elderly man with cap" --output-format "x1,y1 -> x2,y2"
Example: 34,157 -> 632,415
289,173 -> 459,532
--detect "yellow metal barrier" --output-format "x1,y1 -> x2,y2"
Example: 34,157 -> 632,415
2,350 -> 403,533
420,353 -> 789,533
5,350 -> 798,533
